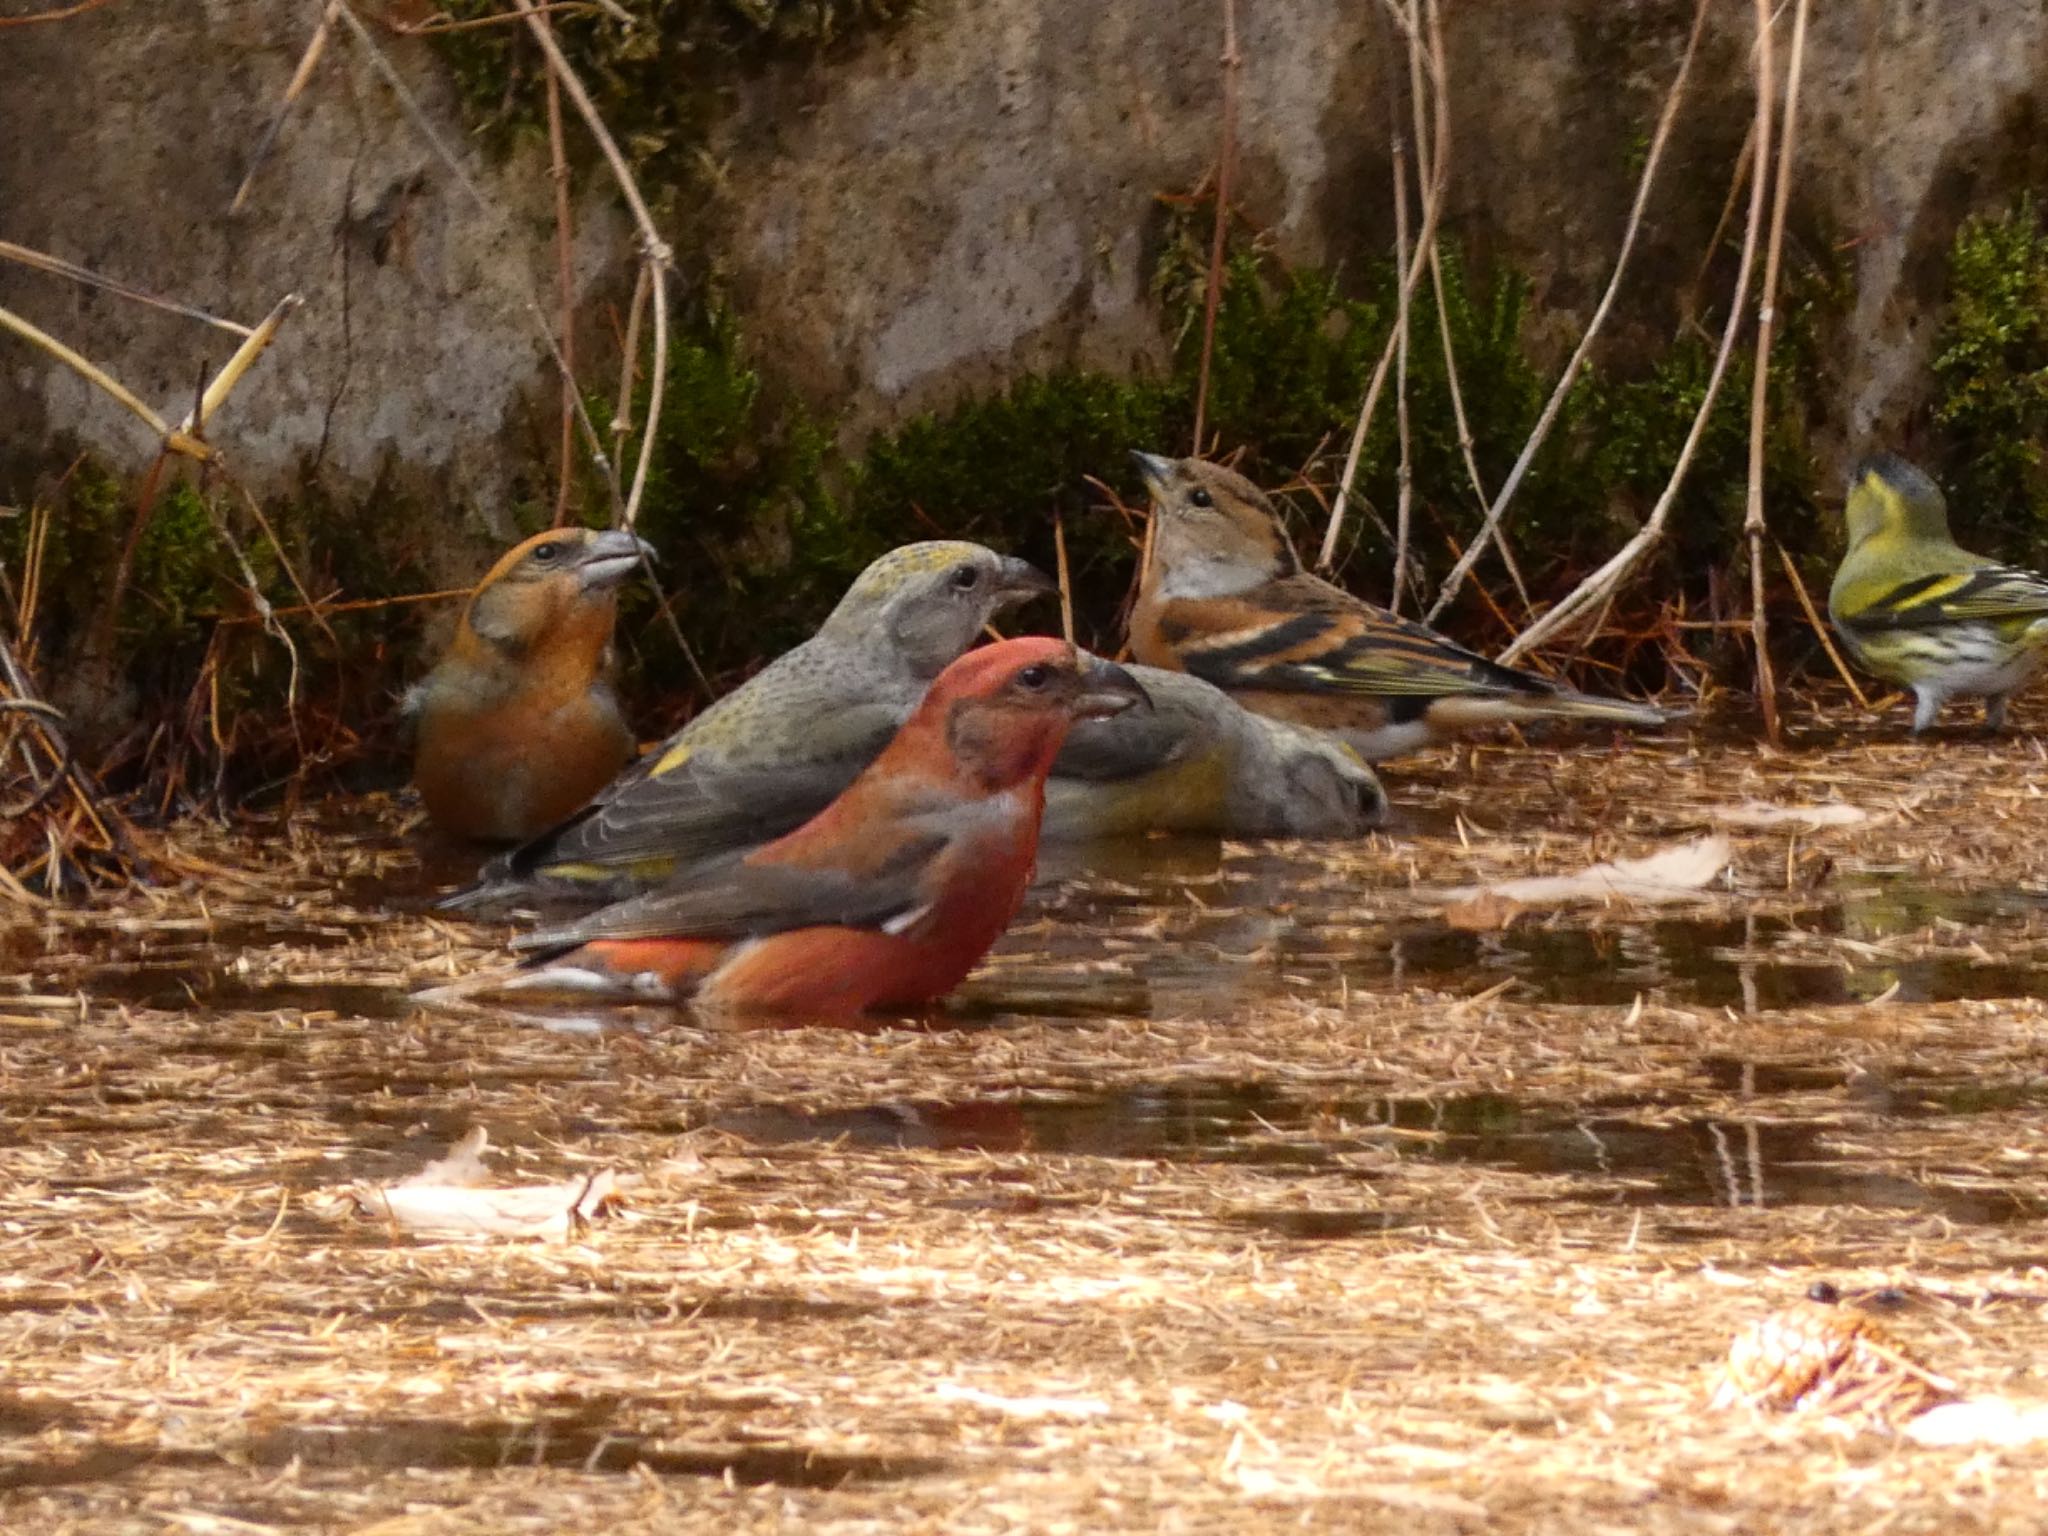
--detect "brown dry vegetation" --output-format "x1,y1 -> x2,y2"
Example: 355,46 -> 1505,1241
5,701 -> 2048,1531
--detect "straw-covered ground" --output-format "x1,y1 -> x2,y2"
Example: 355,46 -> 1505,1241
6,695 -> 2048,1533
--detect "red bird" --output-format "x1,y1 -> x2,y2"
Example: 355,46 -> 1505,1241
408,527 -> 650,843
489,639 -> 1148,1015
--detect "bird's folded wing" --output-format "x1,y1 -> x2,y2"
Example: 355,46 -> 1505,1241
488,705 -> 903,883
513,832 -> 949,950
1167,581 -> 1551,699
1845,565 -> 2048,629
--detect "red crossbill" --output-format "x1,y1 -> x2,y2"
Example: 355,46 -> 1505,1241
444,541 -> 1053,911
462,639 -> 1149,1015
408,527 -> 650,843
1127,453 -> 1669,760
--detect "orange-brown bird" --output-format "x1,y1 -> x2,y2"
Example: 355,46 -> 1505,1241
408,526 -> 651,844
462,639 -> 1148,1015
1128,453 -> 1669,760
444,541 -> 1054,911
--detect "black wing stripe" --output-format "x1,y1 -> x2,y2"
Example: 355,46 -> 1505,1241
1181,612 -> 1334,678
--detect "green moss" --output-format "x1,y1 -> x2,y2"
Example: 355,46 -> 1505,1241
1932,197 -> 2048,551
597,296 -> 858,696
430,0 -> 918,192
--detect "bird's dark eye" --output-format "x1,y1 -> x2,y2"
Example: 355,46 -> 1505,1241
950,565 -> 980,590
1017,664 -> 1050,689
1189,488 -> 1214,509
531,541 -> 563,564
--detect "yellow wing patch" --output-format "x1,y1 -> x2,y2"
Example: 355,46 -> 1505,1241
652,741 -> 694,777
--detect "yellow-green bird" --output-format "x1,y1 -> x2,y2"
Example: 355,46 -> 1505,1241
1829,454 -> 2048,733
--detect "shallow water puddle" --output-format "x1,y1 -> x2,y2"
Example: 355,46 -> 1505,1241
716,1067 -> 2048,1228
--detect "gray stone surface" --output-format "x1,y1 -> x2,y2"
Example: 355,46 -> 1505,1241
4,0 -> 2048,500
0,0 -> 624,536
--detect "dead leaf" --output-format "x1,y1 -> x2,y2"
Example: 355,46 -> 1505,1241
1437,835 -> 1730,927
1712,802 -> 1868,829
339,1129 -> 625,1241
1905,1398 -> 2048,1447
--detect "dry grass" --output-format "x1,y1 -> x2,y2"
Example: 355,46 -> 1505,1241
6,700 -> 2048,1532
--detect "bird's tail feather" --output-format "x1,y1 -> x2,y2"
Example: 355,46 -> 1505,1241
1430,692 -> 1676,732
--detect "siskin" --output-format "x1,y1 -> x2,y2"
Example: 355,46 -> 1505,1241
1829,454 -> 2048,732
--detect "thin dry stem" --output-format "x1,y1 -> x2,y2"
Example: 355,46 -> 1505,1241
232,0 -> 342,215
383,0 -> 612,34
622,261 -> 668,531
1499,22 -> 1771,665
1745,0 -> 1811,745
175,294 -> 304,437
1776,541 -> 1869,709
1054,511 -> 1076,647
1430,0 -> 1713,623
0,0 -> 117,26
1190,0 -> 1242,453
0,303 -> 210,459
332,1 -> 623,519
509,0 -> 669,266
0,240 -> 252,335
507,0 -> 676,544
1410,0 -> 1529,618
1389,92 -> 1416,613
1319,0 -> 1447,570
542,10 -> 579,527
612,262 -> 651,450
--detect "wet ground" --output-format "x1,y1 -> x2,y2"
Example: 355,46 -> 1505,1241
5,716 -> 2048,1532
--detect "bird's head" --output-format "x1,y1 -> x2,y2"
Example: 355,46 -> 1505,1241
822,541 -> 1056,678
463,526 -> 653,654
923,638 -> 1151,791
1131,452 -> 1301,599
1843,454 -> 1952,552
1272,727 -> 1389,834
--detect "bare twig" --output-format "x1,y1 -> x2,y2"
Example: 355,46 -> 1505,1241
383,1 -> 616,34
227,475 -> 338,649
331,0 -> 624,517
232,0 -> 342,215
1409,0 -> 1530,617
622,265 -> 668,531
542,7 -> 579,526
1744,0 -> 1810,744
1429,0 -> 1713,622
1054,510 -> 1076,647
1499,4 -> 1772,665
1777,541 -> 1868,708
0,241 -> 252,334
1319,0 -> 1448,570
0,303 -> 209,458
0,0 -> 118,26
508,0 -> 667,263
1388,84 -> 1415,613
174,294 -> 304,437
216,586 -> 469,624
611,262 -> 650,451
507,0 -> 675,544
1190,0 -> 1242,453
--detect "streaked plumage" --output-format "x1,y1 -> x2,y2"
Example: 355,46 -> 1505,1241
1044,662 -> 1385,840
444,542 -> 1054,911
467,641 -> 1150,1014
408,526 -> 650,843
1829,453 -> 2048,732
1127,454 -> 1669,760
